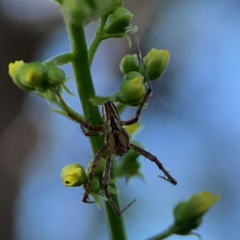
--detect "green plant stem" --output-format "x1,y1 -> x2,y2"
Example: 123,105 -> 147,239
88,32 -> 103,65
88,15 -> 109,65
90,94 -> 117,105
62,16 -> 127,240
43,53 -> 73,66
147,224 -> 178,240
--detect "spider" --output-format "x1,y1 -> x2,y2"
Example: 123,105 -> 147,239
56,47 -> 177,216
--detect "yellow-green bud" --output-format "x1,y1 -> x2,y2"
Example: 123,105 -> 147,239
9,60 -> 25,80
61,164 -> 87,187
173,192 -> 220,235
46,66 -> 65,86
143,48 -> 170,81
87,158 -> 106,178
116,74 -> 145,106
120,54 -> 140,74
104,7 -> 133,34
18,62 -> 47,88
8,61 -> 35,91
123,71 -> 143,82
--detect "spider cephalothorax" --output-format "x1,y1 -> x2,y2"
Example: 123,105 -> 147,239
103,101 -> 130,156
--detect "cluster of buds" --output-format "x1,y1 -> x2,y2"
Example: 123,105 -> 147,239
90,48 -> 170,107
8,61 -> 65,93
116,48 -> 170,106
120,48 -> 170,81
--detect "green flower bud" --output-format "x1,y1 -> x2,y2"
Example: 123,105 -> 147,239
104,7 -> 133,34
18,62 -> 47,88
143,48 -> 170,81
87,158 -> 107,178
46,66 -> 65,86
62,0 -> 121,25
123,71 -> 143,82
173,192 -> 220,235
61,164 -> 87,187
8,61 -> 35,91
120,54 -> 140,74
116,74 -> 145,106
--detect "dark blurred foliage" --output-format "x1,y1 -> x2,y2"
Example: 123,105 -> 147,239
0,1 -> 62,239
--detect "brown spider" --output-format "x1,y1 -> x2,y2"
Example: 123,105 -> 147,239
56,48 -> 177,216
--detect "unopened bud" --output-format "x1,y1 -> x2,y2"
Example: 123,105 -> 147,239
61,164 -> 87,187
104,7 -> 133,34
143,48 -> 170,81
120,54 -> 140,74
116,74 -> 145,106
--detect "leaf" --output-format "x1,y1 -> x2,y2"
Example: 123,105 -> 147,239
62,84 -> 75,96
90,193 -> 101,209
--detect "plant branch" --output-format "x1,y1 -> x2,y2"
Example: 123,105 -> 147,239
147,224 -> 178,240
62,14 -> 127,240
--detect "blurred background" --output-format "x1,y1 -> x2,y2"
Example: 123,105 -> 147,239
1,0 -> 240,239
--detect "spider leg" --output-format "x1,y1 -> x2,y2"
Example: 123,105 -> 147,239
82,143 -> 108,203
56,90 -> 104,131
80,124 -> 104,137
122,39 -> 153,126
102,151 -> 136,216
129,143 -> 177,185
122,88 -> 152,126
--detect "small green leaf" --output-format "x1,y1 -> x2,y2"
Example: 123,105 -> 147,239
90,193 -> 101,209
62,84 -> 75,96
107,185 -> 119,194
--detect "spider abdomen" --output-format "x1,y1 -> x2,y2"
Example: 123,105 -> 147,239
105,128 -> 129,156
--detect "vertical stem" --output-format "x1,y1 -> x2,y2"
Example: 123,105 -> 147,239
63,17 -> 127,240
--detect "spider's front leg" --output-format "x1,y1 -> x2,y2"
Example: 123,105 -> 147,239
82,144 -> 108,203
56,90 -> 104,131
122,44 -> 153,127
121,87 -> 152,126
80,124 -> 105,137
129,143 -> 177,185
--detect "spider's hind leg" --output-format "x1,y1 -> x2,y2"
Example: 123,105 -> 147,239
82,144 -> 108,203
102,151 -> 136,216
129,143 -> 177,185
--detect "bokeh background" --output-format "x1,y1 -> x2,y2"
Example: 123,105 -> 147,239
1,0 -> 240,239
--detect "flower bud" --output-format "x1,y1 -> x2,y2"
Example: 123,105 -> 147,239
173,192 -> 220,235
8,61 -> 35,91
61,164 -> 87,187
104,7 -> 133,34
143,48 -> 170,81
120,54 -> 140,74
46,66 -> 65,86
116,73 -> 145,106
18,62 -> 47,88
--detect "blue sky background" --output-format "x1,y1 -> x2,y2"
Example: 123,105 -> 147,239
5,1 -> 240,239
